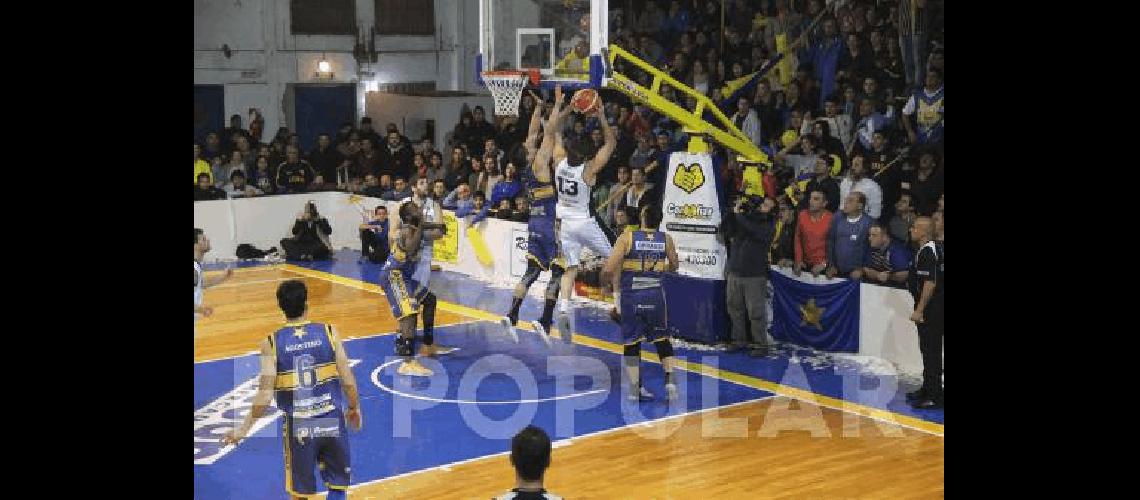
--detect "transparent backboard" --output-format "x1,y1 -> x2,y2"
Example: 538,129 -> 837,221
479,0 -> 608,88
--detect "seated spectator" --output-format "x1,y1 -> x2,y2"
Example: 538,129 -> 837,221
839,154 -> 883,219
431,179 -> 449,205
202,132 -> 224,162
222,151 -> 248,187
820,98 -> 854,154
889,192 -> 917,245
493,425 -> 560,500
194,144 -> 212,185
862,222 -> 910,288
794,190 -> 834,277
380,130 -> 415,180
354,138 -> 382,182
359,205 -> 390,263
509,195 -> 531,223
444,146 -> 470,190
611,206 -> 639,235
799,155 -> 841,212
491,198 -> 515,220
209,156 -> 227,189
491,163 -> 523,210
224,170 -> 263,199
252,156 -> 276,195
194,173 -> 226,201
425,151 -> 447,186
443,182 -> 473,212
361,174 -> 385,198
275,145 -> 316,194
457,190 -> 490,224
307,133 -> 343,189
852,97 -> 893,154
601,166 -> 632,227
382,176 -> 413,201
280,201 -> 332,261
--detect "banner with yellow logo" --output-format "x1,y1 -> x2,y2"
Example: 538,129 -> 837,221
432,211 -> 459,264
661,152 -> 726,279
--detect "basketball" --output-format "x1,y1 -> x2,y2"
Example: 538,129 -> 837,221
571,88 -> 601,114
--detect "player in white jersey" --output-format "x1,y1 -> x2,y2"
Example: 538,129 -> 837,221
552,94 -> 618,338
194,228 -> 233,324
393,177 -> 457,357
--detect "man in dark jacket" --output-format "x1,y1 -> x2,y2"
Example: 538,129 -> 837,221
280,202 -> 333,261
722,195 -> 777,357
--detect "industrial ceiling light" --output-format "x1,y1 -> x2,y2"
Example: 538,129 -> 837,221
315,54 -> 334,79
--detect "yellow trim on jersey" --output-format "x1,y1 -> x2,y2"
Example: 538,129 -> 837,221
283,421 -> 301,497
275,363 -> 339,390
530,185 -> 556,199
526,253 -> 549,271
388,269 -> 421,319
283,320 -> 312,328
622,260 -> 669,272
326,483 -> 350,491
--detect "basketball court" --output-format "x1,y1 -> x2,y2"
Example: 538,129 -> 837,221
194,252 -> 943,498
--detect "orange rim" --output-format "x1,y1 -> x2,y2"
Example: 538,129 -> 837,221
482,69 -> 541,86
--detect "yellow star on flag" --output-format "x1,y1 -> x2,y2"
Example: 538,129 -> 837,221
800,298 -> 826,330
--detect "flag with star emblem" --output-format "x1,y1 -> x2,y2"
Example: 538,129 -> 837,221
768,271 -> 860,352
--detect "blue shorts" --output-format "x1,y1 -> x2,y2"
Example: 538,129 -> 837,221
620,284 -> 669,344
378,265 -> 428,319
527,218 -> 561,270
282,414 -> 351,496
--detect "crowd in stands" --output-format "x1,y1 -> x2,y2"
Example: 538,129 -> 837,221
194,0 -> 943,268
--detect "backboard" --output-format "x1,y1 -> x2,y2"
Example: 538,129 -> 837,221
478,0 -> 609,89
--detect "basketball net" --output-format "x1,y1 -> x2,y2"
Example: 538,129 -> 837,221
482,71 -> 530,117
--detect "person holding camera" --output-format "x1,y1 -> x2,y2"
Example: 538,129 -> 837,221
280,201 -> 333,261
722,195 -> 777,357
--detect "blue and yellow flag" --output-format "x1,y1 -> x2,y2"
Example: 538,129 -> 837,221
769,271 -> 860,352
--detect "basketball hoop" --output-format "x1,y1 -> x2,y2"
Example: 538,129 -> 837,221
482,70 -> 539,117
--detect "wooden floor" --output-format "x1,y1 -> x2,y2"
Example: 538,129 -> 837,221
194,266 -> 468,362
195,265 -> 944,498
356,397 -> 944,499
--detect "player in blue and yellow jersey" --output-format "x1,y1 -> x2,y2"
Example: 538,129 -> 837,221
500,89 -> 567,343
601,205 -> 680,402
223,280 -> 362,500
379,200 -> 447,376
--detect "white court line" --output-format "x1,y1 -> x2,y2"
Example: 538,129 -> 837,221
208,277 -> 293,289
347,395 -> 777,489
370,359 -> 607,404
193,318 -> 484,365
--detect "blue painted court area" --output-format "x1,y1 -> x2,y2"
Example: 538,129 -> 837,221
194,320 -> 769,499
206,251 -> 944,426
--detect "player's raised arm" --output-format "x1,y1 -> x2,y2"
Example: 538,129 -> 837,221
584,99 -> 616,187
222,338 -> 277,445
330,325 -> 362,431
534,86 -> 572,183
524,90 -> 544,160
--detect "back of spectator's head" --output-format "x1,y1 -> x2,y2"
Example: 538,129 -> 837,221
361,117 -> 373,126
510,426 -> 552,482
197,173 -> 212,187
